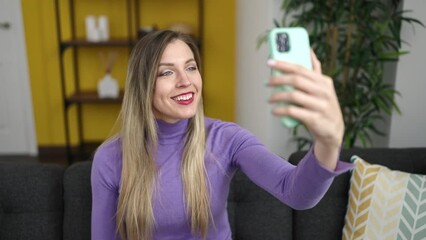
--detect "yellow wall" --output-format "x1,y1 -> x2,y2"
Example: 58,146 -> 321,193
21,0 -> 235,146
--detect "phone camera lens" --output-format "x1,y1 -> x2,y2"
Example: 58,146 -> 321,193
276,32 -> 290,52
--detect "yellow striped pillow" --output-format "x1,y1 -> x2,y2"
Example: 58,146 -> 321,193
342,156 -> 426,240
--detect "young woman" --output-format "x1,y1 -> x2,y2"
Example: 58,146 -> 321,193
91,30 -> 353,240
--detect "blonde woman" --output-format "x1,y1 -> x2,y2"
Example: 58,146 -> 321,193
91,30 -> 353,240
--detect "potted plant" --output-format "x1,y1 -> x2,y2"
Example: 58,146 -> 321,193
259,0 -> 424,149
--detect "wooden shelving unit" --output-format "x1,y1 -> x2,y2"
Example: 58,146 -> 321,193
54,0 -> 203,164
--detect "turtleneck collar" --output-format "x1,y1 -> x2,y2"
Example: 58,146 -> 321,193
156,118 -> 189,144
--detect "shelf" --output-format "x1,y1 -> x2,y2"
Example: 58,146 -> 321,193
60,39 -> 136,52
60,36 -> 201,52
65,90 -> 124,104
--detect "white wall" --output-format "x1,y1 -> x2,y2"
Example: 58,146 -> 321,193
236,0 -> 297,159
389,0 -> 426,148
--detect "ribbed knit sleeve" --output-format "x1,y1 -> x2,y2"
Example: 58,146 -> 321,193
91,139 -> 122,240
208,121 -> 354,210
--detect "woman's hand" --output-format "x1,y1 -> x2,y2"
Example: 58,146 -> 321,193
267,50 -> 344,170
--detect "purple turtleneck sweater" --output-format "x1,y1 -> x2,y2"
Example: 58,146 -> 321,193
91,118 -> 353,240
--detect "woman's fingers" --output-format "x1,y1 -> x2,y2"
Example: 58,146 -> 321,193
267,52 -> 344,150
269,90 -> 328,113
267,58 -> 325,85
271,105 -> 320,129
310,49 -> 322,74
268,74 -> 327,96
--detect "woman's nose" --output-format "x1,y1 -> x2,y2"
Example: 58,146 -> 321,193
176,71 -> 191,88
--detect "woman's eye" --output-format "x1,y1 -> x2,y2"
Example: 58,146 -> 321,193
159,70 -> 173,77
186,66 -> 198,72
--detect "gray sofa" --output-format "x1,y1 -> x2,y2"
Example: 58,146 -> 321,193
1,148 -> 426,240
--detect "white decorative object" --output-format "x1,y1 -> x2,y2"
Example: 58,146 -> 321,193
98,73 -> 119,98
85,15 -> 110,42
98,51 -> 119,98
98,15 -> 109,41
85,15 -> 96,34
85,15 -> 100,42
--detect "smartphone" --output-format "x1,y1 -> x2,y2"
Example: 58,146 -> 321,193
268,27 -> 312,128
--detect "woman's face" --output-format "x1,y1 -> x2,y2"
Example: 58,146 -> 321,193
152,39 -> 202,123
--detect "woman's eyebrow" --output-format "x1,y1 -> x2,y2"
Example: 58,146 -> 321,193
159,58 -> 195,66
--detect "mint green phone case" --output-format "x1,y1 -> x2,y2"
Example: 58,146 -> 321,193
268,27 -> 312,128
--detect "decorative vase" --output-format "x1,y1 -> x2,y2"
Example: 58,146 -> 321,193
97,73 -> 119,98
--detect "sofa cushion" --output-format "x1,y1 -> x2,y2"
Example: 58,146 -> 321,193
0,200 -> 3,224
63,161 -> 93,240
0,162 -> 65,240
342,156 -> 426,240
289,150 -> 353,240
228,170 -> 293,240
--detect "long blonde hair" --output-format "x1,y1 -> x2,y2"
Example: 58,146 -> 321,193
116,30 -> 211,240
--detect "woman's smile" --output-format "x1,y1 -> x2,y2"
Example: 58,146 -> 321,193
171,92 -> 194,105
